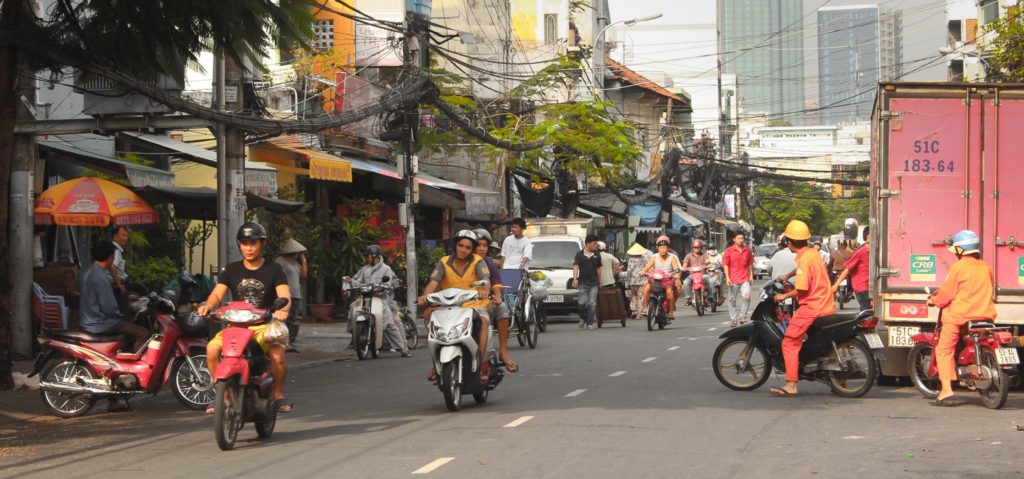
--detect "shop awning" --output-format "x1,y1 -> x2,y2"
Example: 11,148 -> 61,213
133,186 -> 302,219
347,157 -> 492,194
251,135 -> 352,182
672,206 -> 703,229
39,140 -> 173,188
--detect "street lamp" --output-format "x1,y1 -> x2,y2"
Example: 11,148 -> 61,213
593,13 -> 663,101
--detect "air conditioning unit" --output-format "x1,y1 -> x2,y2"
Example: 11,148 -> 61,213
75,71 -> 183,117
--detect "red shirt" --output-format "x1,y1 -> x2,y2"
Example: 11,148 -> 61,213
721,245 -> 754,284
843,245 -> 870,293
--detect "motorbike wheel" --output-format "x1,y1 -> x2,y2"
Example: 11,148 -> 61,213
213,378 -> 242,451
526,314 -> 539,349
403,316 -> 419,350
836,291 -> 845,310
906,343 -> 939,399
440,359 -> 461,412
515,312 -> 526,347
978,349 -> 1010,409
646,298 -> 657,331
827,339 -> 877,398
354,321 -> 372,360
39,358 -> 98,418
170,355 -> 214,410
255,401 -> 278,438
694,293 -> 705,317
711,290 -> 718,313
712,337 -> 772,391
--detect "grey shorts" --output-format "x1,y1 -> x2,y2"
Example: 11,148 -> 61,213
488,302 -> 510,321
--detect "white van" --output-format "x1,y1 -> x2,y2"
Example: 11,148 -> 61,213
528,236 -> 583,311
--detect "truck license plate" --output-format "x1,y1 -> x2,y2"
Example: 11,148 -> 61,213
887,326 -> 920,348
544,295 -> 563,304
995,348 -> 1020,365
864,333 -> 884,349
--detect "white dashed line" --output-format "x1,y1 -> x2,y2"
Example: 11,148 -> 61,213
721,321 -> 732,325
504,416 -> 534,428
413,457 -> 454,474
642,357 -> 657,363
609,371 -> 628,377
677,336 -> 688,340
667,346 -> 680,351
688,337 -> 699,341
708,328 -> 717,332
565,389 -> 588,398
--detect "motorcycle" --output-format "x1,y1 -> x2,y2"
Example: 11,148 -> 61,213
831,271 -> 854,310
687,266 -> 709,317
707,263 -> 726,313
644,270 -> 675,331
209,298 -> 289,450
395,305 -> 419,351
344,276 -> 406,360
29,273 -> 213,417
711,280 -> 883,398
907,291 -> 1018,409
426,287 -> 504,412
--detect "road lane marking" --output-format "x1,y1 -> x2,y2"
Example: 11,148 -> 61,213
708,328 -> 717,331
565,389 -> 587,398
667,346 -> 680,351
642,357 -> 657,363
609,371 -> 628,377
503,416 -> 534,428
413,457 -> 454,474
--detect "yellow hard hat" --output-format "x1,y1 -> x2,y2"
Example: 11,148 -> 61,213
782,220 -> 811,241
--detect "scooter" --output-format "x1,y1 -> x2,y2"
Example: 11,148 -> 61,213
711,280 -> 883,398
29,274 -> 212,417
344,276 -> 402,360
907,290 -> 1018,409
426,287 -> 503,412
644,270 -> 674,331
687,266 -> 709,317
707,263 -> 727,312
209,298 -> 288,450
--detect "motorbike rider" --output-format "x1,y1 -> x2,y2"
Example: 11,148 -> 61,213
925,230 -> 997,406
831,227 -> 872,311
640,235 -> 682,317
345,245 -> 411,358
770,220 -> 836,397
198,222 -> 292,414
681,239 -> 717,306
418,230 -> 492,383
473,228 -> 518,373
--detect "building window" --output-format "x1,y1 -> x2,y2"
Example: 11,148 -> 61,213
981,0 -> 999,24
313,19 -> 335,51
544,14 -> 557,45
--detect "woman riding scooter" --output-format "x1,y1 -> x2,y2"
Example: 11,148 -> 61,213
641,236 -> 682,318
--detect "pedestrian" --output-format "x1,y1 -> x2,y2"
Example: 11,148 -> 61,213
925,229 -> 996,406
573,235 -> 602,330
499,217 -> 533,290
596,241 -> 621,288
721,231 -> 754,327
275,238 -> 308,352
624,243 -> 653,320
831,227 -> 872,311
109,226 -> 130,317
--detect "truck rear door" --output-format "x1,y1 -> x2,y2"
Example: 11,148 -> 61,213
984,94 -> 1024,295
880,95 -> 983,291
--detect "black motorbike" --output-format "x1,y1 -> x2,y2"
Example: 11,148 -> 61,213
711,280 -> 884,398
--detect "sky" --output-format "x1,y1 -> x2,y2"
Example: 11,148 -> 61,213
604,0 -> 948,127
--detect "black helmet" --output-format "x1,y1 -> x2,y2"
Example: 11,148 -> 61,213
236,222 -> 268,242
363,244 -> 383,257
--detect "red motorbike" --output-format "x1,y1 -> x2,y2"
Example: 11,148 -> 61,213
29,280 -> 212,417
907,297 -> 1019,409
687,266 -> 709,317
644,270 -> 675,331
209,298 -> 288,450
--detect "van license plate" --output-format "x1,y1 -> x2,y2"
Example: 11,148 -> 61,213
864,333 -> 884,349
995,348 -> 1020,365
544,295 -> 563,304
887,326 -> 920,348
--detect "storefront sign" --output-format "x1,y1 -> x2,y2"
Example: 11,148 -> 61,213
245,169 -> 278,196
309,157 -> 352,182
910,254 -> 936,282
465,191 -> 503,216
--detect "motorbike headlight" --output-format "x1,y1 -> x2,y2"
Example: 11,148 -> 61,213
360,285 -> 373,294
447,319 -> 472,339
223,309 -> 258,323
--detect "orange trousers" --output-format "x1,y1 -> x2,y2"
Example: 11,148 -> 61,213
782,308 -> 820,382
935,314 -> 968,383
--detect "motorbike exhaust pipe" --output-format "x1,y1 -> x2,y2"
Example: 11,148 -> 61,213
38,380 -> 113,395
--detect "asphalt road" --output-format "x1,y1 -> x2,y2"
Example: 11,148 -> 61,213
3,288 -> 1024,478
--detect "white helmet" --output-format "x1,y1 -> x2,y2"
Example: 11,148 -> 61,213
452,229 -> 479,246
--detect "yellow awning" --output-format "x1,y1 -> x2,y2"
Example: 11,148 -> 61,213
250,135 -> 352,183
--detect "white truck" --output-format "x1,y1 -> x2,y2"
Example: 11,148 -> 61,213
524,218 -> 594,312
871,83 -> 1024,377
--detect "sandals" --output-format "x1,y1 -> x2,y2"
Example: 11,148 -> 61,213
929,398 -> 964,407
275,398 -> 294,413
501,359 -> 519,373
769,387 -> 800,397
427,369 -> 439,382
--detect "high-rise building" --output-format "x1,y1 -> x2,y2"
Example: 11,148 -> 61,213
718,0 -> 805,125
817,5 -> 902,125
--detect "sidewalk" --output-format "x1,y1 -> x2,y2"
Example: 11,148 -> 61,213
0,320 -> 357,425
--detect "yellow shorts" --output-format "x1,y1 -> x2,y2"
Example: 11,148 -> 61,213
208,324 -> 274,353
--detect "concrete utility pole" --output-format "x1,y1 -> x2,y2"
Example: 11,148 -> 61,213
592,0 -> 607,101
215,51 -> 247,270
9,63 -> 36,357
402,18 -> 428,319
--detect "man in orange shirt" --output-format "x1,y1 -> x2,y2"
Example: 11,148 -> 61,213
770,220 -> 836,397
927,229 -> 997,406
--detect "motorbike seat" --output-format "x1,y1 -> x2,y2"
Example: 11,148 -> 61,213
965,320 -> 997,332
806,313 -> 860,335
47,329 -> 125,343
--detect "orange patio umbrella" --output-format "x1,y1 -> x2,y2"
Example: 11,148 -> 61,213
34,177 -> 159,227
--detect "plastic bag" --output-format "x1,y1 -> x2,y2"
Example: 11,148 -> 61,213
263,319 -> 290,348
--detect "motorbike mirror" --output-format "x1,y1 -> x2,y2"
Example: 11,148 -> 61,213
382,276 -> 390,283
271,297 -> 290,312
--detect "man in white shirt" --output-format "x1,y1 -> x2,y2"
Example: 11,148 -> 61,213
499,218 -> 532,288
596,241 -> 621,288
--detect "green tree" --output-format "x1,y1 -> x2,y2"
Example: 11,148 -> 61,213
985,7 -> 1024,82
0,0 -> 312,389
751,182 -> 867,243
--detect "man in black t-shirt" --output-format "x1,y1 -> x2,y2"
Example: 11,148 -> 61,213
573,235 -> 602,330
198,223 -> 293,414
